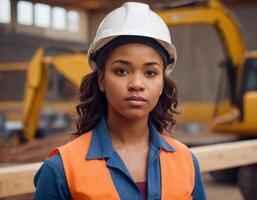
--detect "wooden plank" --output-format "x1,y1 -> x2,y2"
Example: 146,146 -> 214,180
191,139 -> 257,172
0,162 -> 42,197
0,139 -> 257,197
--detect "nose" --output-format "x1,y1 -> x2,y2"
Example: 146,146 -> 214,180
128,73 -> 145,92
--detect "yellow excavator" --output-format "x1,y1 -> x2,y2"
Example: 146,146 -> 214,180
0,49 -> 91,145
156,0 -> 257,135
22,49 -> 91,141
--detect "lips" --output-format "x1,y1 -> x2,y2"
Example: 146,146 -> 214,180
125,96 -> 148,107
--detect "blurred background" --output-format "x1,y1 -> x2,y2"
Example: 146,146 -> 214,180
0,0 -> 257,199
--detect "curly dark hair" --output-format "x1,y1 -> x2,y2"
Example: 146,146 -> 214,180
74,68 -> 179,135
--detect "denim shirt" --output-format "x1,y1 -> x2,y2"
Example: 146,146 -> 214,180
34,117 -> 206,199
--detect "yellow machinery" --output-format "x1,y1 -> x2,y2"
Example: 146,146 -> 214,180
156,0 -> 257,136
0,49 -> 91,143
23,49 -> 91,141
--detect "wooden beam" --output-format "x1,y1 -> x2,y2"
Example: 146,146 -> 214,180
0,162 -> 42,198
0,139 -> 257,197
191,139 -> 257,172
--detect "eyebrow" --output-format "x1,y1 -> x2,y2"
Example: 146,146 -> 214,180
111,59 -> 161,67
144,61 -> 161,67
111,59 -> 130,65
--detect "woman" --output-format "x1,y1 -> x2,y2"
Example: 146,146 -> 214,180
34,2 -> 206,200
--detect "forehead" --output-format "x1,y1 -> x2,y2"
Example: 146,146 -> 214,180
107,43 -> 163,61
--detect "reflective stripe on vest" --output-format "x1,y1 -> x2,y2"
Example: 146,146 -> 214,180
49,132 -> 195,200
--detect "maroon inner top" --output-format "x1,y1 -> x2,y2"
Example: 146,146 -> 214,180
136,181 -> 147,200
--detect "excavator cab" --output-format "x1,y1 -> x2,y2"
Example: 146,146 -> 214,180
238,54 -> 257,123
211,52 -> 257,135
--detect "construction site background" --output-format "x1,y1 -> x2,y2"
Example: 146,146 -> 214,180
0,0 -> 257,200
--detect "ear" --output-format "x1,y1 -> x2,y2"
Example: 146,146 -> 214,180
97,70 -> 105,92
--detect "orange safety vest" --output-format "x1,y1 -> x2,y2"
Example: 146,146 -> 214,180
49,132 -> 195,200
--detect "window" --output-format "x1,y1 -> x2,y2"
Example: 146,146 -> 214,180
52,7 -> 66,30
246,60 -> 257,91
35,3 -> 51,28
14,1 -> 85,41
0,0 -> 11,24
67,10 -> 80,32
17,1 -> 33,25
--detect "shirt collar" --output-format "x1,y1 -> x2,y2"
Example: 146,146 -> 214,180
86,116 -> 114,160
149,122 -> 176,153
86,117 -> 175,160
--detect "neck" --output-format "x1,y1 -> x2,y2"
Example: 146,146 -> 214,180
106,110 -> 150,148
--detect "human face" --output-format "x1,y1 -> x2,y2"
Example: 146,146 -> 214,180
98,43 -> 164,120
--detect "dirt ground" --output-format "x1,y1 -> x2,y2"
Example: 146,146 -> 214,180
204,173 -> 244,200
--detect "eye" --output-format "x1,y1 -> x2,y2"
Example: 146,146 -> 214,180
114,68 -> 128,76
145,70 -> 157,78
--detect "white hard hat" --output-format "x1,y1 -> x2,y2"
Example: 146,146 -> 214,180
88,2 -> 177,74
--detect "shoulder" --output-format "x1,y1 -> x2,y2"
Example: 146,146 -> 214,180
46,153 -> 63,168
35,154 -> 64,181
161,132 -> 190,152
56,132 -> 92,157
48,133 -> 92,158
62,132 -> 92,149
160,132 -> 194,167
34,154 -> 72,200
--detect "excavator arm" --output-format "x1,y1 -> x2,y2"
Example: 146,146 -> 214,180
23,49 -> 91,141
23,49 -> 48,141
155,0 -> 246,123
156,0 -> 245,70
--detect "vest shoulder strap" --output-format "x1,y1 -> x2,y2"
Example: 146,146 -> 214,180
160,133 -> 195,200
49,132 -> 120,200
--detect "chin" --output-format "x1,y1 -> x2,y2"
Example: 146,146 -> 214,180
119,110 -> 150,120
